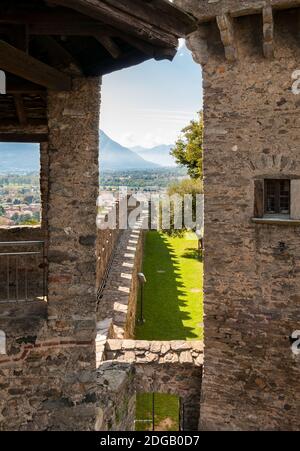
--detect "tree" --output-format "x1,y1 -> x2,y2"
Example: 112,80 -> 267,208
0,206 -> 4,217
171,112 -> 203,179
160,179 -> 203,237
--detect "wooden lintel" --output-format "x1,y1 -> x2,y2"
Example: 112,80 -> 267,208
0,40 -> 71,91
6,77 -> 47,94
0,133 -> 48,143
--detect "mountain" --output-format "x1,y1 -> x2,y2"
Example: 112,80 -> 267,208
100,131 -> 159,171
131,144 -> 176,167
0,143 -> 40,174
0,132 -> 161,174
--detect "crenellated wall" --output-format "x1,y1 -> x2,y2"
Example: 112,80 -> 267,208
176,0 -> 300,431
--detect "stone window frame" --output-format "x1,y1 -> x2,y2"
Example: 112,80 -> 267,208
253,176 -> 300,225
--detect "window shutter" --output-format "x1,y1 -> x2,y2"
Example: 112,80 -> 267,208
254,179 -> 264,218
291,180 -> 300,219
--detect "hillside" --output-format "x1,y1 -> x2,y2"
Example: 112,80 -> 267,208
0,143 -> 40,174
100,131 -> 159,171
131,144 -> 176,167
0,132 -> 161,173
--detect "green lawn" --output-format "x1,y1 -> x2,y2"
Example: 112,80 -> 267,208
135,393 -> 180,431
135,231 -> 203,431
135,231 -> 203,341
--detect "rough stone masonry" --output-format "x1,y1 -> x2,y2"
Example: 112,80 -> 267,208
176,0 -> 300,431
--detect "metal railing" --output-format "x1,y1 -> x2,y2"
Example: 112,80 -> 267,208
0,241 -> 47,302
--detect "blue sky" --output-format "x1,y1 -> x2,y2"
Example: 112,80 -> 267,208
101,41 -> 202,149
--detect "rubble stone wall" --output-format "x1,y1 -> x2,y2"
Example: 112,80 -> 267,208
177,0 -> 300,431
0,76 -> 101,431
96,340 -> 203,431
97,227 -> 144,339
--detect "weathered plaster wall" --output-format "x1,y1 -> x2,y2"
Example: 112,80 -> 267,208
176,0 -> 300,431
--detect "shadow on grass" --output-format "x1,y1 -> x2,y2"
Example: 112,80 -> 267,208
181,247 -> 203,262
135,231 -> 201,341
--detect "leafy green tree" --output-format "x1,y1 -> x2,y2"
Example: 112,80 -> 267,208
0,206 -> 4,217
160,179 -> 203,237
171,112 -> 203,179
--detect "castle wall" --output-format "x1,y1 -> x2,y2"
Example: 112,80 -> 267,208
176,0 -> 300,430
97,227 -> 144,339
0,76 -> 101,430
97,340 -> 203,431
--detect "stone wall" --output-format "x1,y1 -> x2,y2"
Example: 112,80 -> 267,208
96,340 -> 203,431
97,361 -> 136,431
0,76 -> 102,431
177,0 -> 300,431
97,224 -> 144,339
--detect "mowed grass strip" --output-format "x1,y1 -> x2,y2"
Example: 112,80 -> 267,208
135,393 -> 180,431
135,231 -> 203,341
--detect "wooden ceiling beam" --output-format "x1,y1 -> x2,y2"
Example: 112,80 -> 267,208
100,0 -> 196,36
0,118 -> 47,126
9,24 -> 29,53
35,36 -> 82,73
48,0 -> 178,47
28,22 -> 110,36
6,77 -> 47,94
0,8 -> 97,24
0,40 -> 71,91
13,94 -> 27,126
0,133 -> 48,143
95,35 -> 121,59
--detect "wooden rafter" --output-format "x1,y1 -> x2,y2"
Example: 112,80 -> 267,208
0,40 -> 71,90
97,0 -> 196,36
27,22 -> 111,36
6,76 -> 47,95
47,0 -> 179,47
95,35 -> 121,59
35,36 -> 82,73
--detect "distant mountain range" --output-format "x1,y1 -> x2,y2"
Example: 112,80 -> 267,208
0,131 -> 176,173
0,143 -> 40,174
100,131 -> 159,171
131,144 -> 176,167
